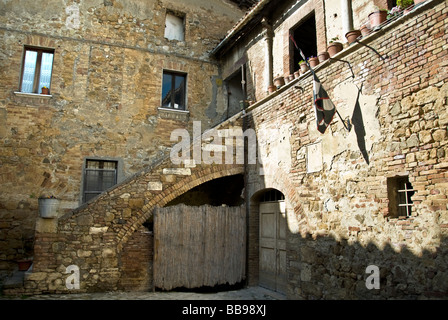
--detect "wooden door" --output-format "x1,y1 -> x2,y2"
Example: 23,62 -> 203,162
153,204 -> 246,291
259,201 -> 286,293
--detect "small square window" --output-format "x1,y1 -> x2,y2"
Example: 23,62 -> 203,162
20,46 -> 54,94
164,12 -> 185,41
161,71 -> 187,110
387,176 -> 415,218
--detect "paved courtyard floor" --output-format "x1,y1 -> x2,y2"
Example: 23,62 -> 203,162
2,286 -> 286,300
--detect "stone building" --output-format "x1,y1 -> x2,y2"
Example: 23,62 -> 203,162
0,0 -> 245,283
1,0 -> 448,299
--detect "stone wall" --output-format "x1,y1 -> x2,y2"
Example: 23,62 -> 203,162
2,0 -> 448,299
243,0 -> 448,299
0,0 -> 243,275
5,113 -> 245,294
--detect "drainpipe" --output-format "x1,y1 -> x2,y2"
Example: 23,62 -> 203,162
341,0 -> 354,39
262,17 -> 274,92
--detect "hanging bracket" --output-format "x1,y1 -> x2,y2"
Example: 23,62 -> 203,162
354,39 -> 387,61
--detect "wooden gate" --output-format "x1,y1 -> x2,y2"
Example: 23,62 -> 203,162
154,204 -> 246,290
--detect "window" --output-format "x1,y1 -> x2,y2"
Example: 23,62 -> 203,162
387,176 -> 415,218
290,14 -> 317,74
260,189 -> 285,203
225,65 -> 247,119
20,46 -> 54,94
164,11 -> 185,41
161,71 -> 187,110
83,160 -> 118,203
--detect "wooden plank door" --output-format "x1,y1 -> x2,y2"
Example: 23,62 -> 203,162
259,201 -> 287,293
153,204 -> 246,291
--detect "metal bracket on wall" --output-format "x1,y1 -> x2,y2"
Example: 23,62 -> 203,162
328,57 -> 355,79
354,39 -> 387,61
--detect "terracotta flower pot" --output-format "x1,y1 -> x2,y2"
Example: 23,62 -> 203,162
299,62 -> 309,74
414,0 -> 426,3
18,259 -> 32,271
268,85 -> 276,94
327,41 -> 343,57
308,57 -> 319,68
273,76 -> 285,88
318,51 -> 329,63
294,71 -> 300,79
368,10 -> 388,29
360,24 -> 371,37
345,30 -> 361,44
41,87 -> 50,95
287,74 -> 295,82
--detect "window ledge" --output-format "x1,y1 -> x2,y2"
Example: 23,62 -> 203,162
157,107 -> 189,121
14,92 -> 53,99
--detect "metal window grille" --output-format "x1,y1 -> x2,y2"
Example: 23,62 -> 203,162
397,180 -> 415,217
260,189 -> 285,202
83,160 -> 118,203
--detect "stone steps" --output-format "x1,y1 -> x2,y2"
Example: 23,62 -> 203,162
2,264 -> 33,295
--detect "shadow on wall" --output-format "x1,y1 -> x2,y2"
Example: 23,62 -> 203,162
351,83 -> 369,165
287,231 -> 448,299
243,98 -> 448,300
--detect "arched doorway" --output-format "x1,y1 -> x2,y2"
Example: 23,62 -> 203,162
258,189 -> 287,294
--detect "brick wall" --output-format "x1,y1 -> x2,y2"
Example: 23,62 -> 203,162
118,226 -> 153,292
243,0 -> 448,299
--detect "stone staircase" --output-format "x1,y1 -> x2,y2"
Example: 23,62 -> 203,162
3,112 -> 248,295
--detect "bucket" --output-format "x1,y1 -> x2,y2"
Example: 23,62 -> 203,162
38,198 -> 59,218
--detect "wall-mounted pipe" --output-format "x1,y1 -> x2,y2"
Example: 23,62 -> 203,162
341,0 -> 354,38
262,17 -> 274,91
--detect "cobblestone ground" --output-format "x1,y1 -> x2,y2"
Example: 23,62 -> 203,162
2,286 -> 286,300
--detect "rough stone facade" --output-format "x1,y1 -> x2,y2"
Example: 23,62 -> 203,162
1,0 -> 448,299
236,0 -> 448,299
0,0 -> 243,277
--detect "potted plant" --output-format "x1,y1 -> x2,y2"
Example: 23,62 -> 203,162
299,60 -> 309,74
368,7 -> 388,30
41,86 -> 50,95
360,24 -> 371,37
327,37 -> 343,57
345,29 -> 361,44
17,233 -> 34,271
38,194 -> 59,218
287,74 -> 295,82
396,0 -> 415,14
273,75 -> 285,88
294,70 -> 301,79
318,51 -> 329,63
387,6 -> 403,19
308,56 -> 319,68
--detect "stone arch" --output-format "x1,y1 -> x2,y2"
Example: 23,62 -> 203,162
116,165 -> 245,247
249,170 -> 306,235
246,170 -> 308,289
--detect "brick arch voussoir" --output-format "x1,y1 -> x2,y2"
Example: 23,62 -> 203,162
252,169 -> 308,234
116,164 -> 245,247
